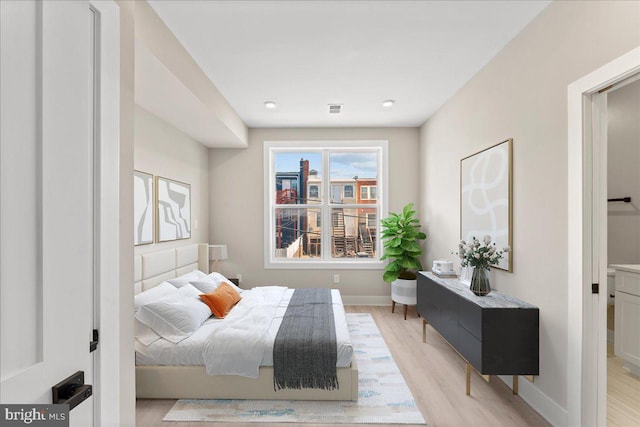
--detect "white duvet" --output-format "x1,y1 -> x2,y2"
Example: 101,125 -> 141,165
135,287 -> 353,378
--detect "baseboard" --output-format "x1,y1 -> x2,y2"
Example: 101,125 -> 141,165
622,361 -> 640,377
342,295 -> 391,306
497,375 -> 568,427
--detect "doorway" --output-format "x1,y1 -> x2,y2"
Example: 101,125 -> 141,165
567,46 -> 640,427
602,76 -> 640,426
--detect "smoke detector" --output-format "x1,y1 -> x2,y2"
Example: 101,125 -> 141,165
328,104 -> 343,114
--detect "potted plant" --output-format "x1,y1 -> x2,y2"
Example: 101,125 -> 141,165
456,235 -> 509,296
381,203 -> 427,318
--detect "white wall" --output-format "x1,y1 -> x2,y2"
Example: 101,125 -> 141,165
419,0 -> 640,423
134,105 -> 210,254
209,127 -> 419,302
607,79 -> 640,265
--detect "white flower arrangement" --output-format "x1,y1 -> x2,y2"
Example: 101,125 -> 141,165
456,235 -> 509,269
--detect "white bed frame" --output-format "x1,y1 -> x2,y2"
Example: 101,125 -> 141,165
134,243 -> 359,401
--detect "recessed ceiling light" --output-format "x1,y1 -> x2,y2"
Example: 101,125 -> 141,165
382,100 -> 395,108
264,101 -> 277,109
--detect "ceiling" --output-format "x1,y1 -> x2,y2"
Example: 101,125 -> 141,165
147,0 -> 550,129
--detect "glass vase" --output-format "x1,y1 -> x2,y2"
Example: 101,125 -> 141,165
470,267 -> 491,296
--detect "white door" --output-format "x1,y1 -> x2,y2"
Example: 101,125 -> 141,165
331,185 -> 342,203
1,1 -> 95,425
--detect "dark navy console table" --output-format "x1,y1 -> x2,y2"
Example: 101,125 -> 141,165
417,271 -> 539,395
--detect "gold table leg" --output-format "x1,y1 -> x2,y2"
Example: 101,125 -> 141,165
513,375 -> 519,395
466,363 -> 471,396
422,319 -> 428,343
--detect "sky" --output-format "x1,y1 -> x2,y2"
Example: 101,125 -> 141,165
274,151 -> 378,179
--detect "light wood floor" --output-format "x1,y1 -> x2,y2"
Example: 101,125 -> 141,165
137,305 -> 550,427
608,341 -> 640,427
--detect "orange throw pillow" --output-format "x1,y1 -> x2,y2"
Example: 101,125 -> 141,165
199,282 -> 242,319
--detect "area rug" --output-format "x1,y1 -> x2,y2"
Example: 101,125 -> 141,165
163,313 -> 426,424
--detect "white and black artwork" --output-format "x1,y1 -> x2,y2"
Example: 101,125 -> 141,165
460,139 -> 512,271
134,170 -> 154,245
156,176 -> 191,242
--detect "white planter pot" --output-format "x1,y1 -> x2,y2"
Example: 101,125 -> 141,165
391,278 -> 417,305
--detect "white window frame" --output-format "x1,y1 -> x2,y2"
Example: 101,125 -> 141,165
264,140 -> 388,269
360,185 -> 377,200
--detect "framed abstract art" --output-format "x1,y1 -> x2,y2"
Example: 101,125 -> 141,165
133,170 -> 154,245
156,176 -> 191,242
460,138 -> 513,272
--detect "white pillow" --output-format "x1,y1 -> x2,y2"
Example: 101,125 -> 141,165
135,287 -> 182,345
189,277 -> 219,294
136,295 -> 212,343
208,272 -> 243,294
168,269 -> 208,288
135,319 -> 161,346
134,282 -> 179,313
178,283 -> 203,298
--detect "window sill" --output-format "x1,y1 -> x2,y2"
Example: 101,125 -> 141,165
264,259 -> 384,270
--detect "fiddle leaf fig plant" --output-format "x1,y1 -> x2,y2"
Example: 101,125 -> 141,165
380,203 -> 427,283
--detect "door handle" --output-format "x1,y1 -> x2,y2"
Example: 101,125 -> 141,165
52,371 -> 92,411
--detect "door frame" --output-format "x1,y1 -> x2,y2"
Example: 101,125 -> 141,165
567,46 -> 640,427
88,0 -> 120,425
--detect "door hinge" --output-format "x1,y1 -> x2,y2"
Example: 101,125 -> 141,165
89,329 -> 99,352
592,283 -> 599,294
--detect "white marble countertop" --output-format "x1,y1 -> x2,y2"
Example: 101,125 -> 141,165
610,264 -> 640,274
419,271 -> 538,309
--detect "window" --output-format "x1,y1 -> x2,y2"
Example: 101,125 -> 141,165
264,140 -> 388,269
360,185 -> 377,200
366,213 -> 377,228
308,185 -> 319,200
344,185 -> 354,198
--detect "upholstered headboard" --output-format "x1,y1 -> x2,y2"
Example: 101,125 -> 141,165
134,243 -> 209,294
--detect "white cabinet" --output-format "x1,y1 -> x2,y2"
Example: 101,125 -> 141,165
614,266 -> 640,375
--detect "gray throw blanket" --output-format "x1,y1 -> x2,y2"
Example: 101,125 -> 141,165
273,288 -> 338,391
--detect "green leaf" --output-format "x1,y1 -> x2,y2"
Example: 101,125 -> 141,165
385,261 -> 402,272
383,246 -> 403,256
383,270 -> 400,283
403,229 -> 418,238
402,203 -> 414,217
403,251 -> 423,258
401,240 -> 421,252
398,257 -> 414,269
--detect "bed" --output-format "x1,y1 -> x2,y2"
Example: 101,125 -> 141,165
134,244 -> 359,401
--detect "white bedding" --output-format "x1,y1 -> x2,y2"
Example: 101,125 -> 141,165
135,288 -> 353,375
